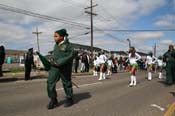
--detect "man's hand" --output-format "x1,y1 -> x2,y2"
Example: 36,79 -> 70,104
166,58 -> 169,62
49,58 -> 59,67
33,65 -> 37,69
34,50 -> 39,55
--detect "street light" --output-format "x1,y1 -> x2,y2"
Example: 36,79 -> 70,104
69,32 -> 90,39
126,38 -> 131,48
32,27 -> 42,52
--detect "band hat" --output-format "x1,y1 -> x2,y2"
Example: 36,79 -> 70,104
55,29 -> 69,37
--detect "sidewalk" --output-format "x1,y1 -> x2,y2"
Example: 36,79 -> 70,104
0,71 -> 93,83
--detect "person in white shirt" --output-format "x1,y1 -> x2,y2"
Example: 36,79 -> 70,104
145,51 -> 157,80
157,56 -> 163,79
98,52 -> 108,80
93,55 -> 100,76
128,47 -> 141,87
107,56 -> 114,76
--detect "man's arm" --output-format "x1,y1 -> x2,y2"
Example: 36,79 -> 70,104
56,43 -> 77,66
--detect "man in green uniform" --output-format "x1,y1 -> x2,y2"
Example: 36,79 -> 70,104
163,45 -> 175,85
46,29 -> 76,109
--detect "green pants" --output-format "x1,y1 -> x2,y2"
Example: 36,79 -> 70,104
47,67 -> 73,98
165,62 -> 175,85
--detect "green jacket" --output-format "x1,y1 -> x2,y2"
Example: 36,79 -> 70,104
52,41 -> 76,66
163,50 -> 175,63
37,40 -> 77,71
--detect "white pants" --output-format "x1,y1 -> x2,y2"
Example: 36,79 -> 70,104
148,72 -> 152,80
98,72 -> 106,80
129,75 -> 136,86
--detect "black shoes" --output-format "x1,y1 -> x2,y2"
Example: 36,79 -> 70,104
47,97 -> 74,109
64,98 -> 74,107
47,97 -> 58,110
0,74 -> 3,77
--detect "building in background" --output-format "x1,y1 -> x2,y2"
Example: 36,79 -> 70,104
4,44 -> 147,70
5,49 -> 26,63
3,49 -> 26,70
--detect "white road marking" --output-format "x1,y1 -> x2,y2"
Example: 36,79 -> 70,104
15,79 -> 47,83
151,104 -> 165,111
56,82 -> 102,91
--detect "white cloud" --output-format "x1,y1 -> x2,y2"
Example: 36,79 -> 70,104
154,14 -> 175,27
130,32 -> 164,41
136,0 -> 165,15
0,0 -> 171,54
0,22 -> 30,40
155,21 -> 172,27
95,0 -> 165,28
160,39 -> 175,45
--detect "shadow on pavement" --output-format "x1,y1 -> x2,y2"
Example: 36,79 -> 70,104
170,92 -> 175,97
157,80 -> 175,87
57,92 -> 91,106
74,92 -> 91,104
0,75 -> 47,83
0,77 -> 18,83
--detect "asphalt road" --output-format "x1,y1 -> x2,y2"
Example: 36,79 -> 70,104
0,71 -> 174,116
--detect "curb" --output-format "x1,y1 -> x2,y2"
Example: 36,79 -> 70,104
0,75 -> 47,82
164,101 -> 175,116
0,72 -> 93,83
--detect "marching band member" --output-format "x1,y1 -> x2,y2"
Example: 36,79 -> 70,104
145,51 -> 157,81
157,56 -> 163,79
98,52 -> 108,80
128,47 -> 141,86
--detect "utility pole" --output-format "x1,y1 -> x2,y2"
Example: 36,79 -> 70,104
126,38 -> 131,49
32,27 -> 42,52
85,0 -> 97,58
154,43 -> 156,57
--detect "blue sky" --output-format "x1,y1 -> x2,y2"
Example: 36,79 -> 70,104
0,0 -> 174,56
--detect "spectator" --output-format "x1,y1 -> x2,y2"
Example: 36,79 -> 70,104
24,48 -> 35,80
0,45 -> 5,77
74,52 -> 80,73
85,53 -> 90,72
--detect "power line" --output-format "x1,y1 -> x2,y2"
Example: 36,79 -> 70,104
1,3 -> 171,53
69,31 -> 90,39
0,4 -> 90,29
0,3 -> 129,51
93,28 -> 147,52
94,29 -> 175,32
